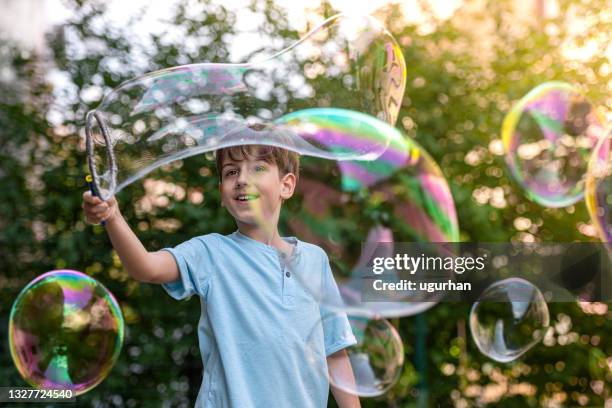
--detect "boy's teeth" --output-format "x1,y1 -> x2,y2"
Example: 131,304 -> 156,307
237,195 -> 257,201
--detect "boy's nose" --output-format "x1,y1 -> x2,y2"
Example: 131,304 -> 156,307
236,170 -> 250,185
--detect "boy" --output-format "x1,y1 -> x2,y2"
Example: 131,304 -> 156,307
83,144 -> 361,407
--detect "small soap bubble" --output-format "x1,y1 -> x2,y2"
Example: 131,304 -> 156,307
502,82 -> 604,207
469,278 -> 549,363
305,313 -> 404,397
9,270 -> 124,395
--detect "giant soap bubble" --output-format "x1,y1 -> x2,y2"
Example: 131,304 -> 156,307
270,108 -> 459,318
469,278 -> 549,363
9,270 -> 124,395
502,82 -> 604,207
85,13 -> 406,200
305,313 -> 404,397
585,126 -> 612,248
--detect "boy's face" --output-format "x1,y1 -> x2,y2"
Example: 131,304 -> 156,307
218,154 -> 296,228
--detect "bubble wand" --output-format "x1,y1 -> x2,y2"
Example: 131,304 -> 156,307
85,110 -> 117,227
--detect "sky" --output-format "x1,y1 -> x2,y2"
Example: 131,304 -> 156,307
0,0 -> 463,51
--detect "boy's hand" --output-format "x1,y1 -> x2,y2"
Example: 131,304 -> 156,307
82,191 -> 119,224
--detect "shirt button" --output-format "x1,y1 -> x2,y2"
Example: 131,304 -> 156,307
285,271 -> 291,278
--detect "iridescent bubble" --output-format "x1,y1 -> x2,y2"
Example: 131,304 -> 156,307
469,278 -> 549,363
273,108 -> 459,318
305,313 -> 404,397
9,270 -> 124,395
585,126 -> 612,247
85,14 -> 406,200
502,82 -> 604,207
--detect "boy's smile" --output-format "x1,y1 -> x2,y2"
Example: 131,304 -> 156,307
233,192 -> 260,211
234,193 -> 260,203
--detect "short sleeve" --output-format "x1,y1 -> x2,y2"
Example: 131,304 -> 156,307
161,235 -> 217,301
320,252 -> 357,356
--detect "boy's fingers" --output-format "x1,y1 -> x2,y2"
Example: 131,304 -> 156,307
89,207 -> 107,216
84,213 -> 100,224
86,209 -> 108,223
83,191 -> 102,204
83,200 -> 106,211
83,206 -> 110,223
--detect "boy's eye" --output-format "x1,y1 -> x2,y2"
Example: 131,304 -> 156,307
255,165 -> 266,172
225,169 -> 237,176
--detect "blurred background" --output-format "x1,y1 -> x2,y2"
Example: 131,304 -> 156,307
0,0 -> 610,406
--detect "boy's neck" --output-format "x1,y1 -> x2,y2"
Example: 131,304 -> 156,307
237,225 -> 294,255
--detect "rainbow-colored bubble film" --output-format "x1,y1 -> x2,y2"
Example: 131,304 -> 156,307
586,126 -> 612,247
277,108 -> 411,192
469,278 -> 550,363
9,270 -> 124,395
305,313 -> 404,397
272,109 -> 458,318
276,108 -> 397,161
501,81 -> 604,207
85,13 -> 406,200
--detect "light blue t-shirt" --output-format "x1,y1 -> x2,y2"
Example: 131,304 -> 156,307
161,230 -> 356,408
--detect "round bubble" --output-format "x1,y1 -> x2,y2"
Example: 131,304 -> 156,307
85,13 -> 406,200
270,108 -> 459,318
305,313 -> 404,397
9,270 -> 124,395
586,126 -> 612,247
502,81 -> 604,207
469,278 -> 549,363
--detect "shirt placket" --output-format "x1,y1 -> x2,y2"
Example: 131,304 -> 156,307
278,252 -> 295,306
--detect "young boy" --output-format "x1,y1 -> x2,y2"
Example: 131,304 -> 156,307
83,144 -> 361,407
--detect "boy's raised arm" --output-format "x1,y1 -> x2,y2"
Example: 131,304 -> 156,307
82,191 -> 179,284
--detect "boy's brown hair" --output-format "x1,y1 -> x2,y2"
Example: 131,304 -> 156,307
215,144 -> 300,183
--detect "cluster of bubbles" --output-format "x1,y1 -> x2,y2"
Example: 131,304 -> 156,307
12,12 -> 604,401
9,270 -> 124,395
476,81 -> 609,363
492,81 -> 610,360
468,81 -> 609,364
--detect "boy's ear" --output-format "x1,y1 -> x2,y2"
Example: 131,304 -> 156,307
280,172 -> 297,200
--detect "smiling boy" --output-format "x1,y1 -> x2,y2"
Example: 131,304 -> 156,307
83,144 -> 360,407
